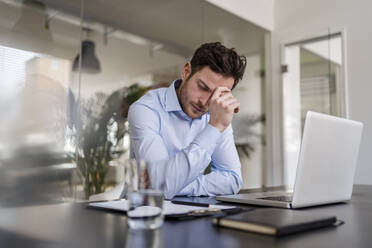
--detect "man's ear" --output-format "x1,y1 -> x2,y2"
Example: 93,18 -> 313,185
181,62 -> 192,81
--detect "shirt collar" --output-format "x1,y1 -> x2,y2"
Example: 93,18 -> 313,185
165,79 -> 183,112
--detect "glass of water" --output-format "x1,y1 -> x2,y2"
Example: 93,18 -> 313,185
124,159 -> 164,229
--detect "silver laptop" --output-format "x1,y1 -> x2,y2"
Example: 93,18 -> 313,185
217,111 -> 363,208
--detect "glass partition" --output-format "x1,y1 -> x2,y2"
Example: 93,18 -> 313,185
0,0 -> 267,205
0,0 -> 80,205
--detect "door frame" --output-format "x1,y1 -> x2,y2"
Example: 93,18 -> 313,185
264,27 -> 348,187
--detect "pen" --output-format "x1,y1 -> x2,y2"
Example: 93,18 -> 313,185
171,200 -> 210,207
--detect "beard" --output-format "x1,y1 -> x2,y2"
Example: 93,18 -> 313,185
177,78 -> 208,119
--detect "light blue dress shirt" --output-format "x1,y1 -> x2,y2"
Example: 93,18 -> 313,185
128,79 -> 242,199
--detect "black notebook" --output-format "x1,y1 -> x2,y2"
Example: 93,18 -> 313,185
213,208 -> 339,236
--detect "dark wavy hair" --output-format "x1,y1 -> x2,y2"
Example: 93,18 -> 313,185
189,42 -> 247,89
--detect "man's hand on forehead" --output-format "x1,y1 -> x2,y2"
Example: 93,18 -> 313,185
208,87 -> 240,132
208,87 -> 240,113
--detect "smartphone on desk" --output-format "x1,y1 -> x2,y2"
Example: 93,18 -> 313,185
170,196 -> 220,206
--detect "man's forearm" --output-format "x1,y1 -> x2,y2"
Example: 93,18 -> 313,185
177,169 -> 242,196
150,144 -> 211,199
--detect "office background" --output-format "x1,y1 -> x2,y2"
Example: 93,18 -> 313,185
0,0 -> 370,205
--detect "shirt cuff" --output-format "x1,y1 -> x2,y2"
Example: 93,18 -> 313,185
193,124 -> 222,155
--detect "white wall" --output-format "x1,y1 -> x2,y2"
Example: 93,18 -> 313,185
272,0 -> 372,184
206,0 -> 274,31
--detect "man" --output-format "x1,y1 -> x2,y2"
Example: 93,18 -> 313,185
128,42 -> 247,199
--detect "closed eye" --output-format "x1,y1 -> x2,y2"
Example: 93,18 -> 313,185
198,80 -> 211,92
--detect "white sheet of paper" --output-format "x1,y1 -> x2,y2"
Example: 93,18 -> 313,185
88,199 -> 235,215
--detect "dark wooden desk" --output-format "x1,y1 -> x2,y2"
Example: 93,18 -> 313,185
1,185 -> 372,248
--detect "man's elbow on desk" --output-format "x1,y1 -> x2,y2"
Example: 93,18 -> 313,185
217,176 -> 242,196
232,177 -> 242,195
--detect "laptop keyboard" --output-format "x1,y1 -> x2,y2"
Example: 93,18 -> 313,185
258,195 -> 293,203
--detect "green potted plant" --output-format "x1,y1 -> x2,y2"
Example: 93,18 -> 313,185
67,84 -> 148,199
